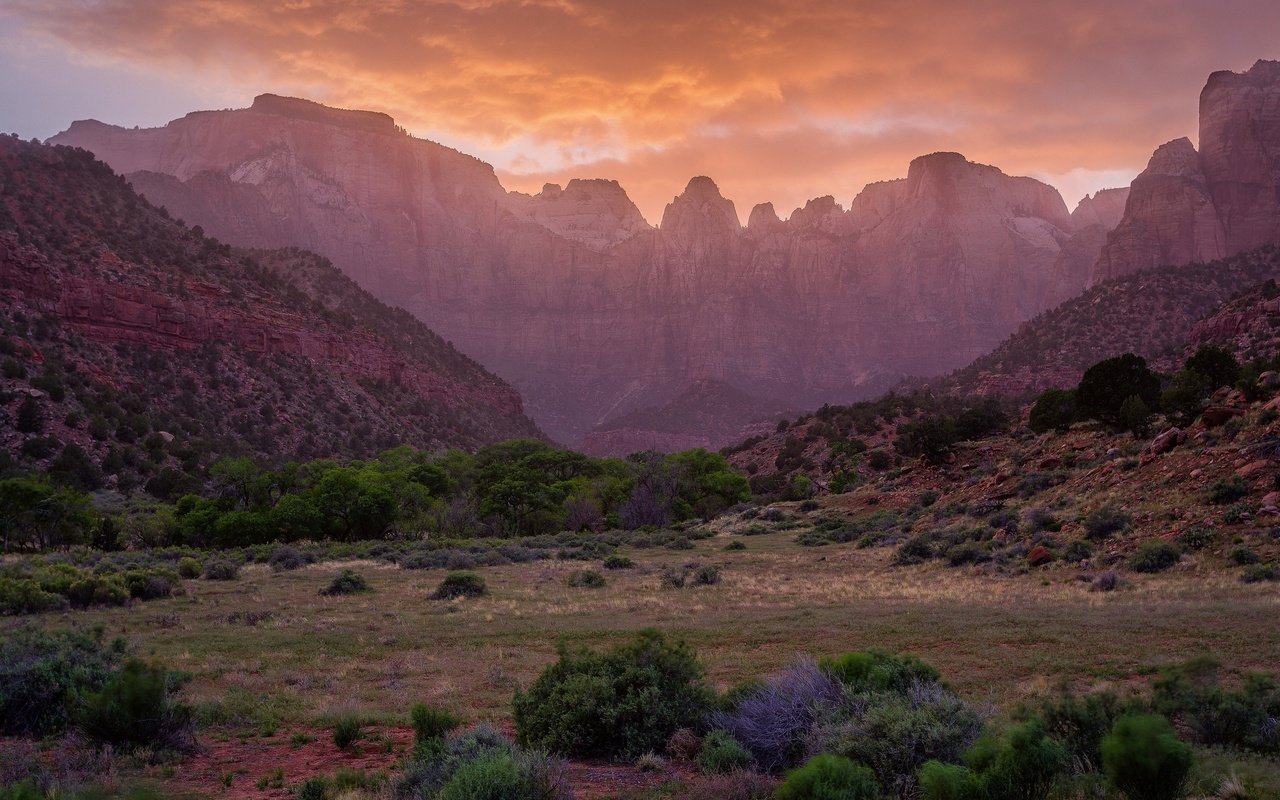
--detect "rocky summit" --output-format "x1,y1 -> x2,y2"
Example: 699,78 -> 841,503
52,99 -> 1116,446
1095,60 -> 1280,282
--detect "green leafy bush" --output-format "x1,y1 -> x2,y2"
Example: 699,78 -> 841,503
1206,476 -> 1250,505
76,658 -> 195,752
1082,507 -> 1131,541
1076,354 -> 1160,426
820,650 -> 940,694
320,569 -> 371,596
966,717 -> 1068,800
0,624 -> 123,736
1151,656 -> 1280,752
513,629 -> 714,760
411,704 -> 461,744
602,555 -> 634,569
1129,542 -> 1180,573
431,572 -> 487,599
332,714 -> 362,750
1028,389 -> 1077,433
776,754 -> 879,800
176,557 -> 202,578
1100,714 -> 1191,800
566,570 -> 606,588
203,559 -> 240,580
696,730 -> 754,774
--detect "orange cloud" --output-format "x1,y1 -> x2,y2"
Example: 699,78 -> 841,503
9,0 -> 1280,220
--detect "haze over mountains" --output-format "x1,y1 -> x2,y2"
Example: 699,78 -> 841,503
46,60 -> 1280,451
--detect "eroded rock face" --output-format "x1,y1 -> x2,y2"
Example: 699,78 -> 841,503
51,100 -> 1114,446
1071,188 -> 1131,230
1095,60 -> 1280,282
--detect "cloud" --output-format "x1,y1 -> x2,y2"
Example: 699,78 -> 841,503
8,0 -> 1280,220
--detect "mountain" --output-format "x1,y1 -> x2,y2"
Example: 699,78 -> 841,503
933,246 -> 1280,398
579,379 -> 795,457
50,96 -> 1114,446
1094,60 -> 1280,282
0,136 -> 541,493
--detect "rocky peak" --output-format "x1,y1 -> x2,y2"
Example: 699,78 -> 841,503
1071,187 -> 1131,231
514,177 -> 651,250
248,93 -> 398,135
788,195 -> 844,230
1146,137 -> 1205,178
746,202 -> 783,236
660,176 -> 740,247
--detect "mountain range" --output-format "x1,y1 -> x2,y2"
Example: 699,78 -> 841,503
18,58 -> 1280,457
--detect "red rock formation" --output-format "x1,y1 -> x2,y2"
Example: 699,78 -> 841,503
1095,60 -> 1280,283
51,100 -> 1116,446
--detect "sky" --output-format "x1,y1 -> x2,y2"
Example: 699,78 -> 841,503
1,1 -> 1278,224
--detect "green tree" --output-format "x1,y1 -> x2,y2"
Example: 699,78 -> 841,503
1185,346 -> 1240,390
0,477 -> 93,551
15,395 -> 43,434
1118,395 -> 1152,437
1076,354 -> 1160,426
1100,715 -> 1191,800
1028,389 -> 1077,433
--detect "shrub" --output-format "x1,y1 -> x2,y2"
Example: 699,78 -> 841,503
1129,542 -> 1180,573
0,578 -> 69,615
1177,527 -> 1216,551
1242,564 -> 1279,583
777,754 -> 879,800
696,730 -> 754,774
203,559 -> 240,580
412,704 -> 461,744
1076,354 -> 1160,426
1083,507 -> 1131,541
964,717 -> 1068,800
0,625 -> 124,736
1023,688 -> 1126,773
1151,656 -> 1280,752
333,714 -> 363,750
65,574 -> 129,608
513,629 -> 714,760
1206,476 -> 1250,505
297,777 -> 328,800
1091,570 -> 1122,592
712,660 -> 843,773
691,564 -> 721,586
1028,389 -> 1077,433
1100,715 -> 1191,800
566,570 -> 606,588
320,569 -> 371,596
268,546 -> 313,572
176,557 -> 202,578
431,572 -> 487,599
817,682 -> 985,797
76,658 -> 196,752
820,650 -> 940,694
602,555 -> 634,569
438,750 -> 571,800
1229,546 -> 1260,565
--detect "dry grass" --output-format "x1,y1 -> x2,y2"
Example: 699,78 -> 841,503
17,534 -> 1280,728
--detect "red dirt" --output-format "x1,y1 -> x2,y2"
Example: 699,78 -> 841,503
167,726 -> 684,799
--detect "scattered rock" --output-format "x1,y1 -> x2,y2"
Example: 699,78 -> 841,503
1236,459 -> 1272,478
1027,546 -> 1053,567
1201,406 -> 1241,427
1148,427 -> 1185,455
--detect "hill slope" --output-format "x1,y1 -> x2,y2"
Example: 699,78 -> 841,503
0,137 -> 541,494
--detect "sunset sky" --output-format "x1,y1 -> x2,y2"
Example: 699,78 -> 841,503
2,1 -> 1278,222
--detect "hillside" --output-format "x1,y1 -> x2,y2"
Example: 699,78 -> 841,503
929,246 -> 1280,398
0,136 -> 541,495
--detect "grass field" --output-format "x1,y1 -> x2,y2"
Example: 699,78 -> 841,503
8,526 -> 1280,797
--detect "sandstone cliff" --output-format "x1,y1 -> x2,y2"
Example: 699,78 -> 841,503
1095,60 -> 1280,282
0,137 -> 541,478
51,97 -> 1116,446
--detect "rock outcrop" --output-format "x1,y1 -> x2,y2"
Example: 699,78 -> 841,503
51,98 -> 1119,446
1094,60 -> 1280,283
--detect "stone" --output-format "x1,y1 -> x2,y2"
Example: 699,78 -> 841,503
1201,406 -> 1242,427
1258,371 -> 1280,389
1236,459 -> 1272,478
1148,427 -> 1184,455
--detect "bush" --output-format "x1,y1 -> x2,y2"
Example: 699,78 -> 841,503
0,578 -> 69,615
1176,527 -> 1216,551
438,750 -> 570,800
712,660 -> 843,773
1150,656 -> 1280,752
122,568 -> 182,600
602,555 -> 634,569
1229,546 -> 1260,565
268,546 -> 313,572
76,658 -> 196,752
820,650 -> 940,694
513,629 -> 714,760
1206,476 -> 1250,505
566,570 -> 606,588
1083,507 -> 1131,541
777,754 -> 879,800
176,557 -> 202,578
1076,354 -> 1160,426
412,704 -> 462,744
297,777 -> 328,800
817,682 -> 985,797
320,569 -> 371,596
204,559 -> 240,580
965,717 -> 1068,800
1129,542 -> 1181,573
691,564 -> 721,586
1023,688 -> 1127,773
918,760 -> 985,800
1028,389 -> 1077,433
725,540 -> 747,551
333,714 -> 362,750
1100,715 -> 1191,800
431,572 -> 487,599
0,625 -> 123,736
696,730 -> 754,775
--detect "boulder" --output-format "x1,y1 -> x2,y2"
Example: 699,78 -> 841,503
1148,427 -> 1185,455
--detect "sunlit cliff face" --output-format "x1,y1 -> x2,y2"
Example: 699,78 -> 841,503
3,0 -> 1278,220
